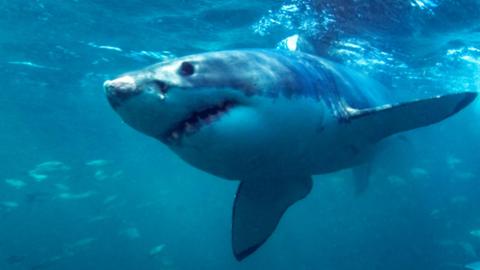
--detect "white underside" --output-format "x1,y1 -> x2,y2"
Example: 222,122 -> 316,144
171,96 -> 376,181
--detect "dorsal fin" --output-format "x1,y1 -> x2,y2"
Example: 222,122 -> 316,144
276,34 -> 315,54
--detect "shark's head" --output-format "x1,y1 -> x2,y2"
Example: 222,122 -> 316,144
104,50 -> 315,178
105,52 -> 253,144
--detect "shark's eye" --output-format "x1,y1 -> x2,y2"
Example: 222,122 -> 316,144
179,62 -> 195,76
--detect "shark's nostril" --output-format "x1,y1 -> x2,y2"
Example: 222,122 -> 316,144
103,80 -> 117,93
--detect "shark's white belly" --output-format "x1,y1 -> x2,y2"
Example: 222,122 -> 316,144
170,96 -> 374,180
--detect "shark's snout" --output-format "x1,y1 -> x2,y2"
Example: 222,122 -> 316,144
104,76 -> 140,108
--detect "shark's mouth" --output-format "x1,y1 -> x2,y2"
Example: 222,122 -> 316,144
164,100 -> 236,143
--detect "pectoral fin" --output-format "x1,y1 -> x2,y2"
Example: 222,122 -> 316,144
348,92 -> 477,140
232,175 -> 313,261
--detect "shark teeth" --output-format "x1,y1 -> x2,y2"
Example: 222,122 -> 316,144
166,100 -> 235,143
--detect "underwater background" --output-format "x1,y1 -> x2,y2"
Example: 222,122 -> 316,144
0,0 -> 480,269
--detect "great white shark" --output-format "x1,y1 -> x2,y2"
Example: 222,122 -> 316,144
104,48 -> 477,260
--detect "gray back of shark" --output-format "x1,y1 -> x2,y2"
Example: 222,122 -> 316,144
104,49 -> 477,260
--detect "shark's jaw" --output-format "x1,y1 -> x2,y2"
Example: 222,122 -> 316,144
106,80 -> 248,147
162,99 -> 237,144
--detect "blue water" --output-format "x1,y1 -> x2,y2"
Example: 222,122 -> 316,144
1,0 -> 480,269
